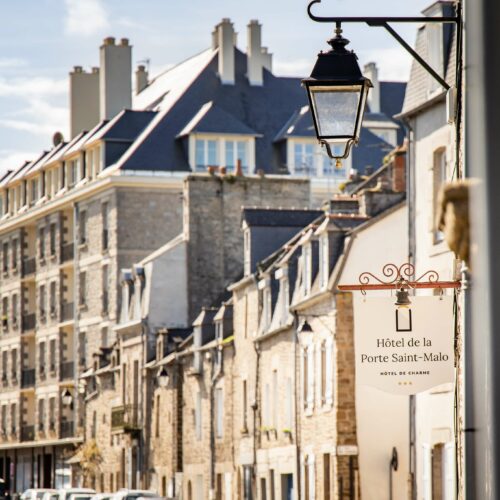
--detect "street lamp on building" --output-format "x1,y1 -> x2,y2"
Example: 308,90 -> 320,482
157,366 -> 169,388
62,388 -> 73,406
302,23 -> 372,165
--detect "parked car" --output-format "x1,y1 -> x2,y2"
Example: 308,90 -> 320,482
42,489 -> 96,500
21,490 -> 57,500
110,490 -> 158,500
89,494 -> 113,500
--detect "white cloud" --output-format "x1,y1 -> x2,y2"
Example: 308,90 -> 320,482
0,151 -> 37,177
359,47 -> 413,82
0,77 -> 66,98
0,58 -> 27,69
273,58 -> 314,78
0,99 -> 68,139
64,0 -> 109,37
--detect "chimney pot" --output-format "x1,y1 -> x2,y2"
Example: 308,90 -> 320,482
92,67 -> 99,74
103,36 -> 115,46
73,66 -> 83,73
120,38 -> 129,46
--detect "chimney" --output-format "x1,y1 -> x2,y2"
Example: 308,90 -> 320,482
392,148 -> 406,193
135,65 -> 148,94
364,62 -> 380,113
261,47 -> 273,73
69,66 -> 100,139
216,19 -> 236,85
247,20 -> 264,86
99,37 -> 132,120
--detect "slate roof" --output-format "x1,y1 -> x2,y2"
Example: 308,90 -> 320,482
351,128 -> 394,173
90,109 -> 157,142
242,207 -> 323,228
177,101 -> 259,137
119,48 -> 307,173
401,2 -> 457,115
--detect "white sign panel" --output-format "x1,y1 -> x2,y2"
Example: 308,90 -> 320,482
353,296 -> 455,395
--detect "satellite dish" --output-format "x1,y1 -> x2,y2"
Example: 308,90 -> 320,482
53,131 -> 64,147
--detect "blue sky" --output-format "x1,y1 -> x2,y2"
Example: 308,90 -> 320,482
0,0 -> 430,173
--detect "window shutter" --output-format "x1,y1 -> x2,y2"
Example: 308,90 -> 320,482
308,454 -> 316,500
443,442 -> 456,500
307,346 -> 314,410
325,337 -> 334,406
422,443 -> 432,500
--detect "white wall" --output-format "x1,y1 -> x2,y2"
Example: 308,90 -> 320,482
339,205 -> 410,500
411,100 -> 457,500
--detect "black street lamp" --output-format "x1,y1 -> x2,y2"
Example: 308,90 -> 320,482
302,23 -> 372,165
157,366 -> 169,388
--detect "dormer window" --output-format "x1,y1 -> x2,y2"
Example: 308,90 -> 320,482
195,139 -> 218,171
290,139 -> 350,180
190,135 -> 255,174
225,140 -> 248,173
258,278 -> 272,332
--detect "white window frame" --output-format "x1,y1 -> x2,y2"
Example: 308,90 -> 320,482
215,386 -> 224,438
302,243 -> 312,297
195,391 -> 202,440
319,233 -> 329,291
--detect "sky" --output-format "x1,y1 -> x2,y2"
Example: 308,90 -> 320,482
0,0 -> 431,174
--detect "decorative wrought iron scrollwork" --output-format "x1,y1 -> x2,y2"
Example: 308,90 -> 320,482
358,263 -> 440,288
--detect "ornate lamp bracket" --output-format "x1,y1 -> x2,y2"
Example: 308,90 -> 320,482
337,263 -> 461,293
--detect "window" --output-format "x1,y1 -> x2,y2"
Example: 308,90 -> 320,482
244,230 -> 251,276
68,158 -> 79,187
49,397 -> 55,430
50,281 -> 56,317
433,149 -> 447,243
195,139 -> 218,171
260,478 -> 267,500
12,294 -> 18,328
78,211 -> 87,245
1,405 -> 6,434
10,403 -> 16,434
319,234 -> 329,290
39,342 -> 46,375
49,223 -> 56,256
39,285 -> 46,319
225,140 -> 248,173
101,327 -> 108,348
79,331 -> 86,367
102,202 -> 109,250
215,387 -> 224,438
195,391 -> 202,440
2,297 -> 8,331
38,398 -> 45,431
263,383 -> 270,427
39,227 -> 45,259
321,342 -> 327,404
155,394 -> 160,438
285,377 -> 293,430
11,239 -> 17,271
79,271 -> 86,306
294,143 -> 314,175
102,265 -> 109,314
49,339 -> 56,372
242,379 -> 248,431
302,243 -> 312,297
323,454 -> 331,500
303,346 -> 314,411
2,242 -> 8,273
1,352 -> 6,380
11,349 -> 17,380
272,370 -> 278,430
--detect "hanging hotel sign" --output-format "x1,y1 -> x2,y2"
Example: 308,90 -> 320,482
353,295 -> 455,395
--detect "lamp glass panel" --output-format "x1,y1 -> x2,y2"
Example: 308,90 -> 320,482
310,85 -> 362,138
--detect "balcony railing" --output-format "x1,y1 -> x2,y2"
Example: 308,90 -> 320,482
60,420 -> 74,439
20,425 -> 35,442
60,361 -> 74,380
21,368 -> 35,388
61,243 -> 74,263
111,404 -> 140,431
21,313 -> 36,332
61,302 -> 74,322
22,257 -> 36,277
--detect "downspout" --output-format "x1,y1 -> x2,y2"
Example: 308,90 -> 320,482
252,341 -> 261,498
210,346 -> 223,499
402,118 -> 417,500
293,312 -> 301,500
